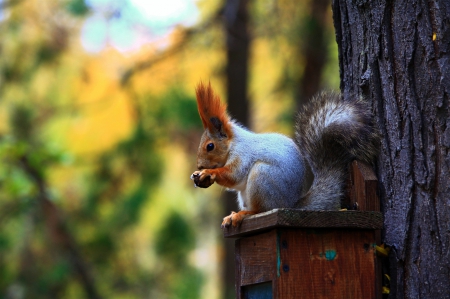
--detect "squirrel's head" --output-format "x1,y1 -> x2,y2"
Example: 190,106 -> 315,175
195,82 -> 233,170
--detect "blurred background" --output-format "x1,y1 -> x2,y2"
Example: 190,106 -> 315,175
0,0 -> 338,298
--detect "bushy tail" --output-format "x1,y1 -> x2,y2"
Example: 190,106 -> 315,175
294,91 -> 379,210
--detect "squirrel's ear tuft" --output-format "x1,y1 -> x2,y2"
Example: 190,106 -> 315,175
195,82 -> 232,137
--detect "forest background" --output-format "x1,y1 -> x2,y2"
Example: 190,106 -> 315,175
0,0 -> 339,298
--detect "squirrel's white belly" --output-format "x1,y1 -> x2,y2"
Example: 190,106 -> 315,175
230,177 -> 250,210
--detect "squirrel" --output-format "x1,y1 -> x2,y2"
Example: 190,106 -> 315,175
190,82 -> 379,228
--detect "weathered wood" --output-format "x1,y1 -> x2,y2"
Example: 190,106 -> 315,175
348,161 -> 379,212
347,161 -> 382,297
236,230 -> 277,287
228,161 -> 382,297
277,229 -> 378,299
235,229 -> 379,299
223,209 -> 383,238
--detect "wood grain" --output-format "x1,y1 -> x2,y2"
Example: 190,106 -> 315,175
234,229 -> 379,299
223,209 -> 383,238
275,229 -> 377,299
349,161 -> 379,211
235,230 -> 277,299
229,160 -> 383,297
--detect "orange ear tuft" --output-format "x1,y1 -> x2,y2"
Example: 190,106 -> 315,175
195,82 -> 231,136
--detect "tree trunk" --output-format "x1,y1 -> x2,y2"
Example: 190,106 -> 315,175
332,0 -> 450,298
223,0 -> 250,298
225,0 -> 250,127
296,0 -> 330,110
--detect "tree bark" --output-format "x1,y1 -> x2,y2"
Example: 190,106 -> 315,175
332,0 -> 450,298
223,0 -> 250,298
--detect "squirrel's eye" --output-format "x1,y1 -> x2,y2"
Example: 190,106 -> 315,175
206,143 -> 214,152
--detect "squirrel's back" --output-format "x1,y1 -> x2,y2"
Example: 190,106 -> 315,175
295,91 -> 379,210
229,123 -> 306,211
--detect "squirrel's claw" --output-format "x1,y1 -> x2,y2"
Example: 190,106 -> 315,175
221,211 -> 244,228
221,210 -> 256,228
221,212 -> 235,228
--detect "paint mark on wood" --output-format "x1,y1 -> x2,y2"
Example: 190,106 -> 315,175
325,250 -> 337,261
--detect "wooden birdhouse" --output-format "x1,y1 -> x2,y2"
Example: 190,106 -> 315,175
223,161 -> 383,299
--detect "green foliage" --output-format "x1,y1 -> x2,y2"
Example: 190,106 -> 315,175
1,103 -> 71,184
154,211 -> 203,299
0,0 -> 340,298
154,88 -> 203,133
170,266 -> 204,299
155,211 -> 195,264
66,0 -> 90,16
9,104 -> 35,141
84,121 -> 162,223
82,230 -> 115,266
0,105 -> 166,298
37,44 -> 61,64
0,2 -> 171,297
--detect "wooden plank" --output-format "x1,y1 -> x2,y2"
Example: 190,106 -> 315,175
349,161 -> 379,211
348,161 -> 382,299
275,229 -> 377,299
235,230 -> 277,299
235,236 -> 242,299
223,209 -> 383,238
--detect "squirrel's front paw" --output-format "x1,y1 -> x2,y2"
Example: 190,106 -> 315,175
190,170 -> 215,188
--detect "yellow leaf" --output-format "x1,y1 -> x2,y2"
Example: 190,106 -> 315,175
376,244 -> 390,257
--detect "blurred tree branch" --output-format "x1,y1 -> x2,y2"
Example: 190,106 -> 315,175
18,155 -> 103,299
120,7 -> 223,87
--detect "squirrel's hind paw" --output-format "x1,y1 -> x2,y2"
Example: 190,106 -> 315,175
221,210 -> 257,228
221,212 -> 236,228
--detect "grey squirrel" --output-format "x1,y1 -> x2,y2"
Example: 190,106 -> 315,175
190,82 -> 379,227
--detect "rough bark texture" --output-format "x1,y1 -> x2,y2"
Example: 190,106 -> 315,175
332,0 -> 450,298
